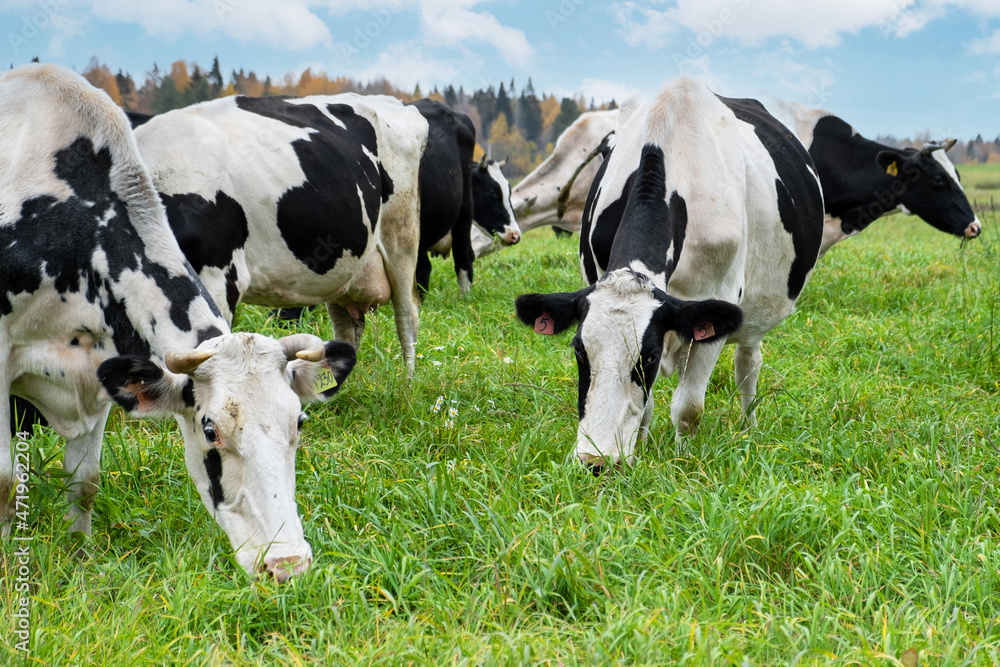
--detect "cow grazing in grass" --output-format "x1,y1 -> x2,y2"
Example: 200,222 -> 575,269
474,110 -> 617,256
788,105 -> 980,255
1,64 -> 356,581
410,98 -> 520,295
517,78 -> 824,469
136,94 -> 518,376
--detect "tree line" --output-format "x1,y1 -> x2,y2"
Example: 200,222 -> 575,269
80,56 -> 617,178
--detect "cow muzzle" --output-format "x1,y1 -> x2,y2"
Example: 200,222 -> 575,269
261,554 -> 311,584
577,453 -> 622,476
500,227 -> 521,245
965,220 -> 982,239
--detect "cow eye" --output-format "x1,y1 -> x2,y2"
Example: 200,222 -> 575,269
297,413 -> 307,430
203,419 -> 218,443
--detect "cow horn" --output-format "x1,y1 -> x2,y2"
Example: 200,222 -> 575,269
497,156 -> 509,169
921,142 -> 942,155
942,138 -> 957,152
479,155 -> 488,170
165,349 -> 216,375
279,333 -> 326,362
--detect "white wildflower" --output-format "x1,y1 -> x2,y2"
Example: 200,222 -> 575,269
448,407 -> 458,418
433,346 -> 445,351
503,357 -> 513,364
432,360 -> 442,366
445,419 -> 455,428
431,396 -> 445,414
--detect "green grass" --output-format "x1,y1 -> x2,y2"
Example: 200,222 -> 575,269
4,210 -> 1000,665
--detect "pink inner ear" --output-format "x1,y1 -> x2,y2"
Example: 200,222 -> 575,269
534,311 -> 555,335
693,321 -> 715,341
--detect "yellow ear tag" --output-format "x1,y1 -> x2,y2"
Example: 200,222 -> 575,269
314,367 -> 338,393
886,161 -> 898,177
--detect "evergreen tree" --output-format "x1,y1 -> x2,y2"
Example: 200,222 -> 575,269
496,82 -> 514,126
189,65 -> 210,103
474,85 -> 497,140
550,97 -> 582,141
263,75 -> 272,96
153,75 -> 181,113
517,78 -> 543,144
208,56 -> 223,97
608,98 -> 618,110
115,69 -> 137,111
444,84 -> 457,109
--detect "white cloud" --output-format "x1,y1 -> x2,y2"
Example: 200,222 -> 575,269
86,0 -> 332,49
349,42 -> 460,89
611,1 -> 678,49
970,29 -> 1000,55
611,0 -> 1000,50
753,47 -> 838,99
417,4 -> 535,68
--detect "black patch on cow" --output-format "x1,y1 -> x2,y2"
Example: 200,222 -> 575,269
809,115 -> 975,237
181,378 -> 195,408
159,191 -> 249,274
96,356 -> 164,411
204,448 -> 224,508
579,156 -> 611,284
224,265 -> 240,316
196,326 -> 222,345
583,167 -> 636,281
572,335 -> 592,419
233,96 -> 386,275
718,95 -> 823,299
0,136 -> 219,345
407,98 -> 476,294
126,112 -> 153,128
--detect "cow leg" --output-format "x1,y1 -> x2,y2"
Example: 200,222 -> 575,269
671,338 -> 726,439
0,388 -> 13,536
452,203 -> 475,297
734,341 -> 763,428
62,403 -> 111,535
326,302 -> 365,349
379,241 -> 420,379
415,252 -> 432,299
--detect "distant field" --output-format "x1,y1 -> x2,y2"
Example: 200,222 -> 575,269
3,203 -> 1000,664
957,162 -> 1000,209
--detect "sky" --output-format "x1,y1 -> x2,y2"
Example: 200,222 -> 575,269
3,0 -> 1000,140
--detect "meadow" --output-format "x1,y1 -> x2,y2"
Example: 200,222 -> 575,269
2,190 -> 1000,664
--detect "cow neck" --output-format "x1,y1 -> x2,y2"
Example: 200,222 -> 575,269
606,144 -> 684,286
102,169 -> 231,358
809,115 -> 900,233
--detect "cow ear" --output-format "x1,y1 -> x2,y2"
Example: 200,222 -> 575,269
289,341 -> 357,401
876,150 -> 907,177
515,288 -> 591,335
666,298 -> 743,343
97,356 -> 192,415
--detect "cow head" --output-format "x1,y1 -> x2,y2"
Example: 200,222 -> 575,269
875,140 -> 981,240
98,332 -> 356,582
516,269 -> 742,469
471,156 -> 521,245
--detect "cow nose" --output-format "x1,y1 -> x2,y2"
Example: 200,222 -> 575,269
578,453 -> 615,476
262,555 -> 311,583
965,220 -> 981,238
504,229 -> 521,245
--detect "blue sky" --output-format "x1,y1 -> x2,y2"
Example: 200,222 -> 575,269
3,0 -> 999,139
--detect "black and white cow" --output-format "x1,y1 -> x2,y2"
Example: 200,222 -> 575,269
408,98 -> 520,295
516,78 -> 824,468
134,92 -> 423,373
135,93 -> 518,375
789,105 -> 981,254
474,110 -> 617,257
1,64 -> 357,581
